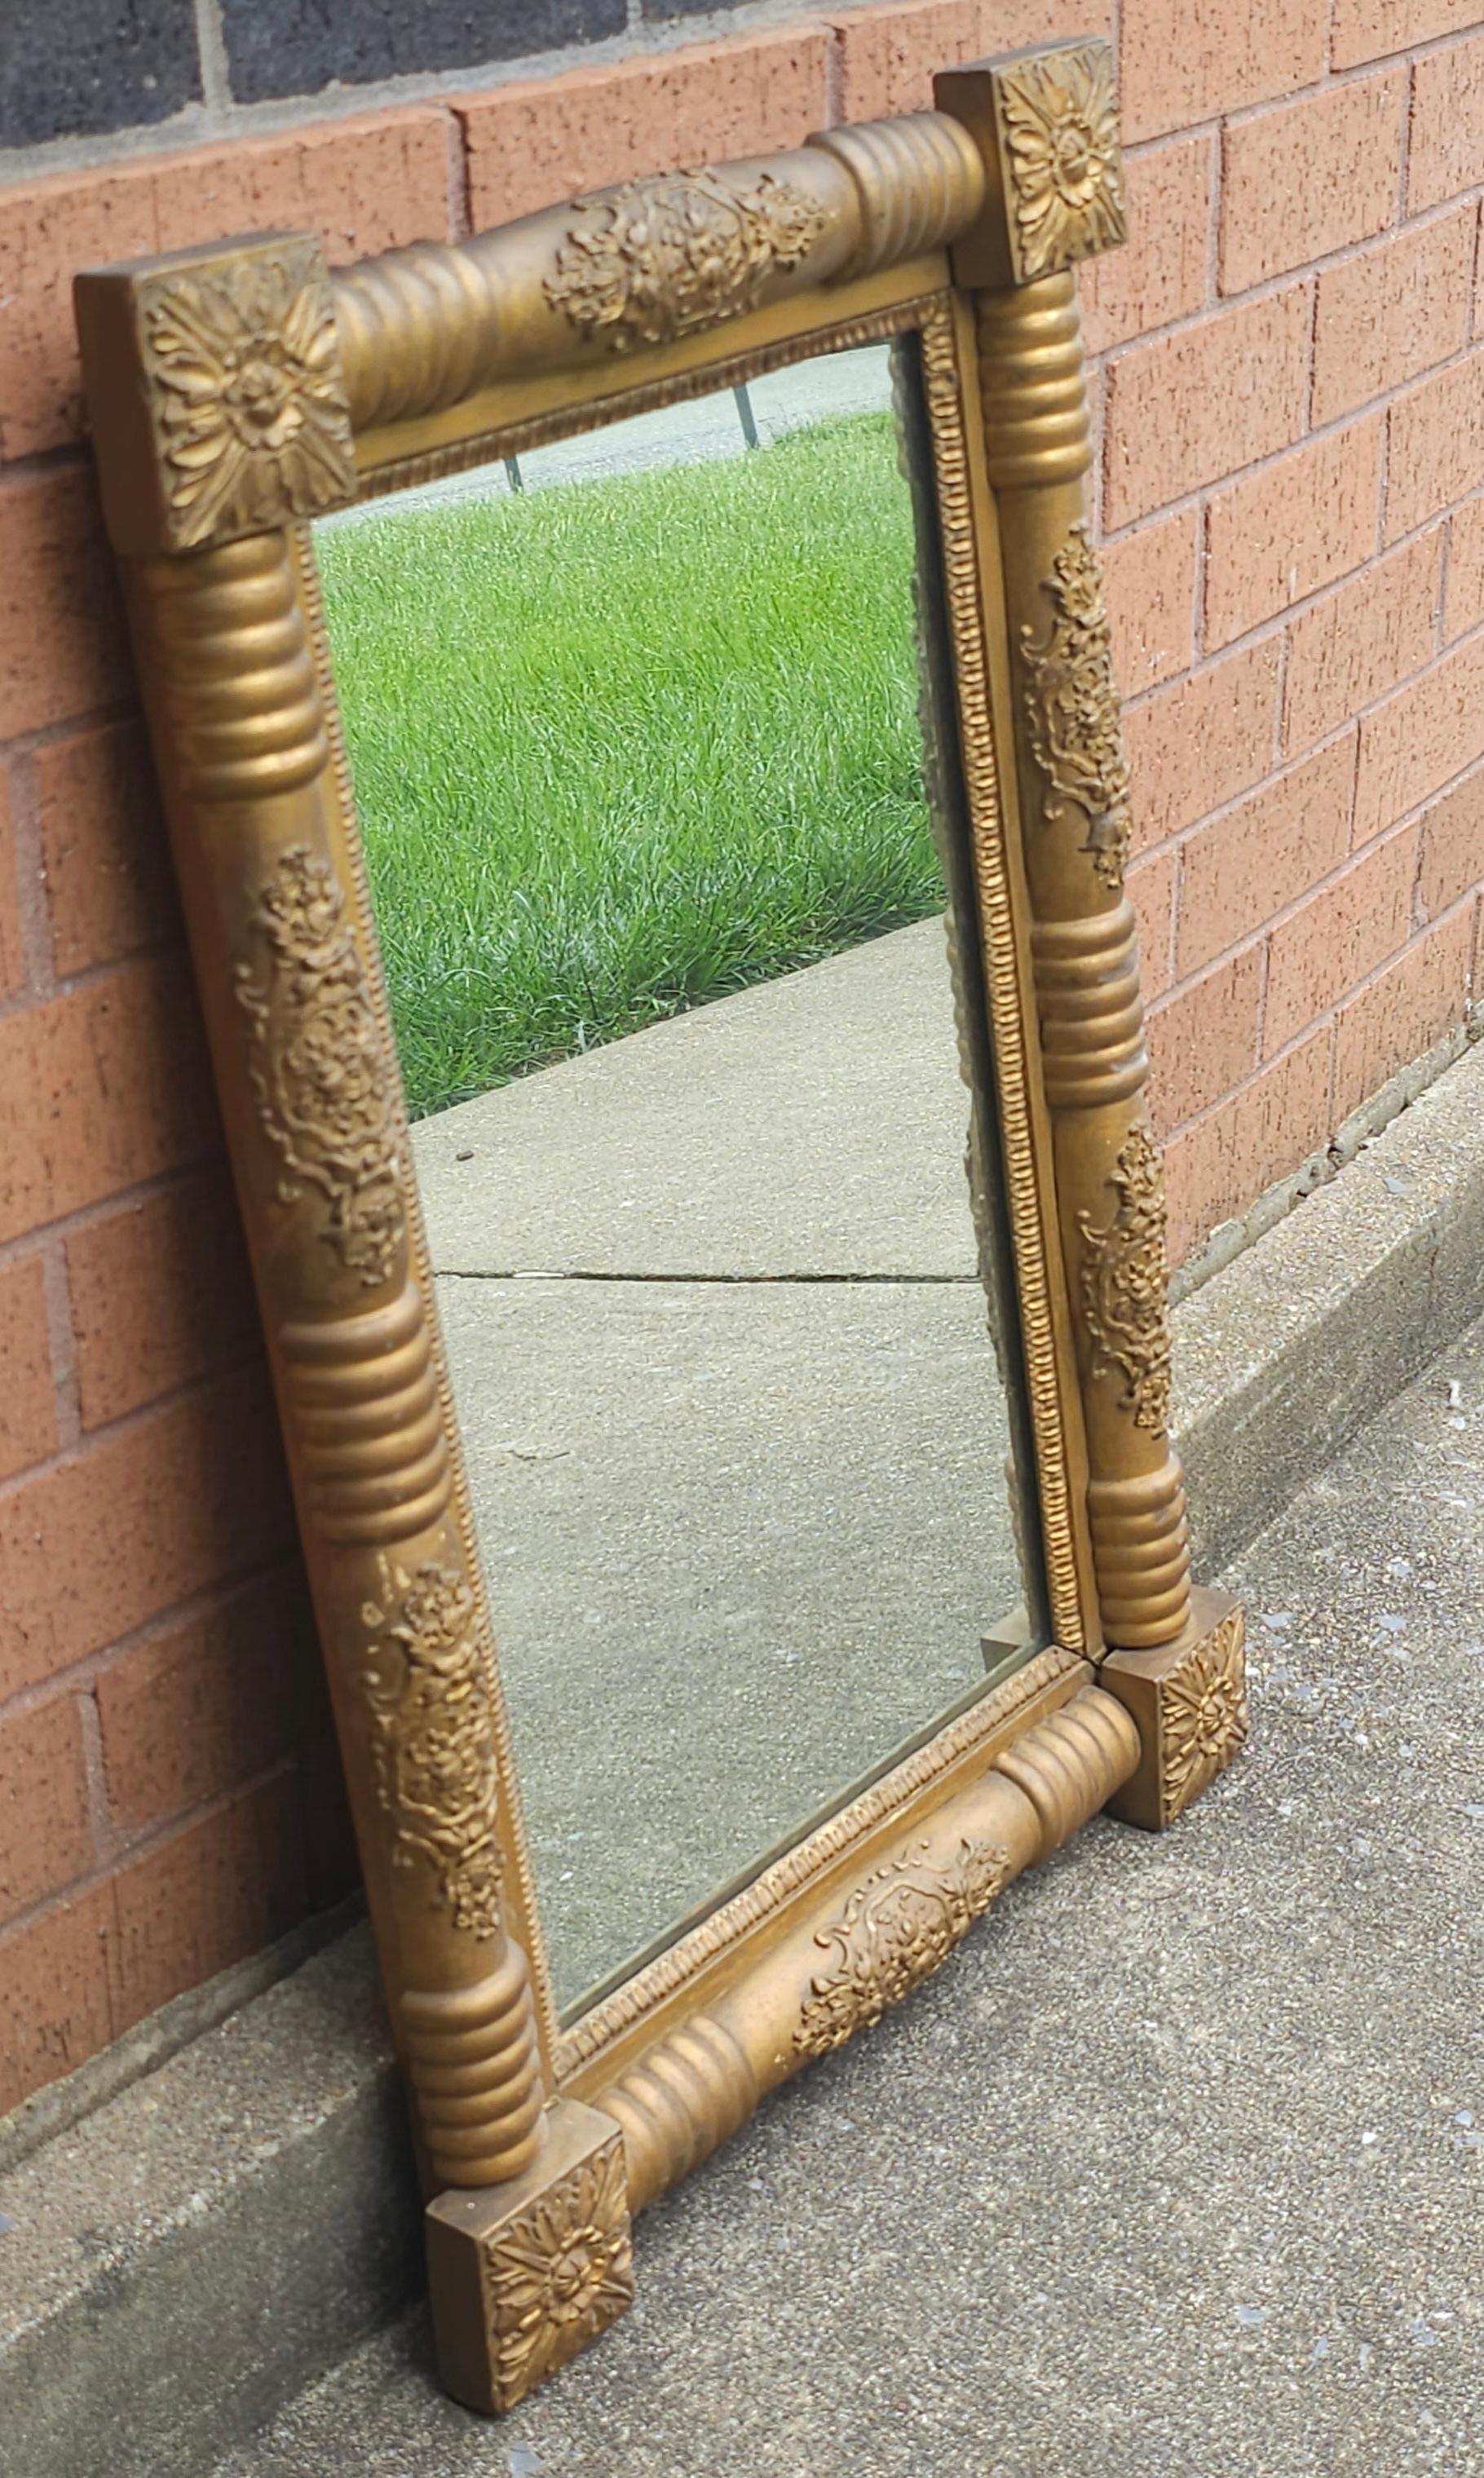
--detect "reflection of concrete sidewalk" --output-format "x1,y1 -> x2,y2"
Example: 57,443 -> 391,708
329,342 -> 895,524
223,1300 -> 1484,2476
410,914 -> 969,1278
409,921 -> 1020,2011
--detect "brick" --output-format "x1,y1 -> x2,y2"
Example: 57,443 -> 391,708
0,1692 -> 93,1924
1385,350 -> 1484,544
0,1252 -> 56,1484
1124,640 -> 1280,850
298,1731 -> 360,1911
1085,353 -> 1105,493
1126,848 -> 1176,1000
1311,205 -> 1475,427
1176,734 -> 1358,978
1220,73 -> 1405,295
0,957 -> 218,1248
34,720 -> 179,978
1102,507 -> 1198,692
166,110 -> 454,272
0,1363 -> 293,1703
1120,0 -> 1327,145
1204,419 -> 1382,652
1263,825 -> 1418,1054
831,0 -> 1115,121
1332,0 -> 1483,68
0,769 -> 24,1001
96,1565 -> 324,1835
1409,32 -> 1484,216
66,1171 -> 257,1430
1146,943 -> 1264,1138
109,1768 -> 307,2035
1445,491 -> 1484,638
0,1878 -> 116,2115
1354,627 -> 1484,841
0,465 -> 130,740
1283,528 -> 1442,756
0,111 -> 451,462
1162,1027 -> 1332,1266
460,31 -> 833,232
1104,286 -> 1312,528
1416,763 -> 1484,920
1332,904 -> 1474,1115
1076,135 -> 1212,356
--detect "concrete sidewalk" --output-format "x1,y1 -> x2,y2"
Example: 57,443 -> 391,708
220,1306 -> 1484,2477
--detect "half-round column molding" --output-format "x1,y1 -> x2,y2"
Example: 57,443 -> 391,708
974,272 -> 1091,489
112,517 -> 558,2193
936,51 -> 1192,1654
590,1682 -> 1140,2216
333,238 -> 505,434
333,117 -> 987,439
806,110 -> 986,279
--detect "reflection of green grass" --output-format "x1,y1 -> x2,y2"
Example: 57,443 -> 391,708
316,412 -> 939,1120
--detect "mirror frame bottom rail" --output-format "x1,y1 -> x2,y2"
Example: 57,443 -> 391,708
73,37 -> 1252,2415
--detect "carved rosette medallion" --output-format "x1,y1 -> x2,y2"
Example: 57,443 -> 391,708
235,846 -> 404,1288
1020,523 -> 1132,890
544,169 -> 828,352
484,2131 -> 635,2405
794,1835 -> 1011,2063
360,1559 -> 503,1938
1076,1125 -> 1173,1435
1159,1610 -> 1248,1822
996,42 -> 1126,280
139,241 -> 356,549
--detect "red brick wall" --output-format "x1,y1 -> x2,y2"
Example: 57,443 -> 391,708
1099,12 -> 1484,1257
4,0 -> 1484,2111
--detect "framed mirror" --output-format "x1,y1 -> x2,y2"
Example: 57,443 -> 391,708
77,39 -> 1247,2415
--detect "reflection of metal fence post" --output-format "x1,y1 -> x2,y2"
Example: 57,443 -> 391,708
732,382 -> 759,449
504,456 -> 523,492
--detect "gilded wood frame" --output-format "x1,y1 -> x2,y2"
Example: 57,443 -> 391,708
76,40 -> 1247,2414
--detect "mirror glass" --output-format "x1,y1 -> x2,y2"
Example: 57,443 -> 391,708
315,335 -> 1047,2014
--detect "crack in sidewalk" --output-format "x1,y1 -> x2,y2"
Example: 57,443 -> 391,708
434,1267 -> 981,1286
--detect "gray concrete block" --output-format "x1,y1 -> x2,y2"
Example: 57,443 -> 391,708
1176,1039 -> 1484,1573
0,0 -> 200,147
219,0 -> 625,106
0,1929 -> 416,2478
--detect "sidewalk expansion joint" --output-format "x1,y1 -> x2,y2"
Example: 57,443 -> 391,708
433,1268 -> 984,1285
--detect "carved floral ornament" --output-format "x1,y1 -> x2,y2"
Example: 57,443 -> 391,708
1161,1612 -> 1248,1821
484,2134 -> 635,2401
794,1835 -> 1010,2061
544,168 -> 828,352
140,245 -> 356,548
235,846 -> 404,1288
997,42 -> 1127,280
1076,1125 -> 1173,1436
361,1557 -> 504,1941
1020,523 -> 1133,891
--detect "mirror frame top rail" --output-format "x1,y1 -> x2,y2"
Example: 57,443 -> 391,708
74,38 -> 1247,2418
